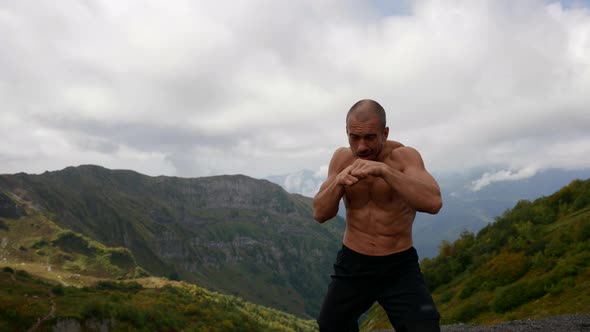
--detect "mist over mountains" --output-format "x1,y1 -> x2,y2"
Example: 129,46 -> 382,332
265,168 -> 590,257
265,170 -> 325,199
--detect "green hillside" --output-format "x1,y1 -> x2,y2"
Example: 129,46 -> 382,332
0,208 -> 148,283
0,199 -> 317,330
0,268 -> 317,331
361,179 -> 590,330
0,165 -> 345,318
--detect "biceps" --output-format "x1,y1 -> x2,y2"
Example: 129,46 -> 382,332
404,167 -> 439,189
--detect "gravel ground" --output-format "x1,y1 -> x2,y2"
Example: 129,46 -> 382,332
440,314 -> 590,332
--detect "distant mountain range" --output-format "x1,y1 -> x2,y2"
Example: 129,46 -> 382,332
265,168 -> 590,257
0,165 -> 345,318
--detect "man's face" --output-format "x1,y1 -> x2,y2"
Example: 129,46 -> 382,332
346,114 -> 389,161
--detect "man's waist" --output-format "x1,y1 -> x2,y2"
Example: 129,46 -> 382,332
340,243 -> 417,263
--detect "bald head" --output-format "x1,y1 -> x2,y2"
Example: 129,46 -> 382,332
346,99 -> 386,130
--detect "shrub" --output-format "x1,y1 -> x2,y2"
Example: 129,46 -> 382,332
52,230 -> 92,255
31,239 -> 48,249
108,248 -> 136,270
439,291 -> 454,303
459,279 -> 479,299
447,296 -> 489,323
478,252 -> 529,289
492,278 -> 548,313
52,284 -> 65,296
134,266 -> 150,278
2,266 -> 14,273
15,269 -> 31,278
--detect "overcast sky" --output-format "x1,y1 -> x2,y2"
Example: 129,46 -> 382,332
1,0 -> 589,190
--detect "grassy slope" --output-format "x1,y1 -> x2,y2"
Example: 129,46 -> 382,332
0,213 -> 145,282
360,179 -> 590,331
0,214 -> 317,331
0,269 -> 317,332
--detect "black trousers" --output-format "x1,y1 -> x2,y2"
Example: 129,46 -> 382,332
317,245 -> 440,332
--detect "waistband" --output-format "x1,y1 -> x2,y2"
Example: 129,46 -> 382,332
340,244 -> 418,264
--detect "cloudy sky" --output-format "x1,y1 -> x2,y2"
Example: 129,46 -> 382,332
1,0 -> 589,190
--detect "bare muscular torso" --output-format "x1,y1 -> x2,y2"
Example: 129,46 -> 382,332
337,141 -> 415,256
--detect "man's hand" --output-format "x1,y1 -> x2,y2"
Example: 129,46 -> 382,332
336,165 -> 360,186
336,160 -> 386,186
349,159 -> 385,179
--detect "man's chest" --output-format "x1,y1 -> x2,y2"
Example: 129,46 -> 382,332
346,174 -> 395,201
341,155 -> 405,207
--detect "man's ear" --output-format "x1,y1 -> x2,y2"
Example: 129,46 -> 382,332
383,127 -> 389,139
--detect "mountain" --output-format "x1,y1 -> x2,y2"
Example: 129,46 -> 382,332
0,202 -> 317,330
0,165 -> 345,318
266,168 -> 590,258
360,178 -> 590,330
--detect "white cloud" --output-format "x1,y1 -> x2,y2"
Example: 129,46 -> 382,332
314,165 -> 329,179
470,167 -> 540,191
1,0 -> 590,179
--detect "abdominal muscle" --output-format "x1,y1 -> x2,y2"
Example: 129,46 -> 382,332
342,184 -> 416,256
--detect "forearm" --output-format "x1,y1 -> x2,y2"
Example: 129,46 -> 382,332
381,167 -> 442,214
313,178 -> 345,223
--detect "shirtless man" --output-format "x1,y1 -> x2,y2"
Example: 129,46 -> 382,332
314,99 -> 442,332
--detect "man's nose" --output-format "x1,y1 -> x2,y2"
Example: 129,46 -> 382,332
358,140 -> 368,151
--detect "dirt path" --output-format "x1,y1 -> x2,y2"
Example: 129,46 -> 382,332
371,315 -> 590,332
26,290 -> 56,332
440,315 -> 590,332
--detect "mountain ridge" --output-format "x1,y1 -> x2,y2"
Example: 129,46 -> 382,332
0,164 -> 345,318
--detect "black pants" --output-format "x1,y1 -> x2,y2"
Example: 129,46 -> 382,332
317,245 -> 440,332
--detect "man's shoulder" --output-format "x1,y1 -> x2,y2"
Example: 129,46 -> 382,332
386,140 -> 405,150
333,147 -> 353,158
384,140 -> 406,157
331,147 -> 354,169
385,141 -> 423,161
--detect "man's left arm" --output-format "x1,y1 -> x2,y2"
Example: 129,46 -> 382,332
349,147 -> 442,214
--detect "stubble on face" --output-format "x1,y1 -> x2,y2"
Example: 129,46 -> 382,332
346,116 -> 386,161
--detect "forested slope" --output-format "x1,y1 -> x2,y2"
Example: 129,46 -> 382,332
361,179 -> 590,330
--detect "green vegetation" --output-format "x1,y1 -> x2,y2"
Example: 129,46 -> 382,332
360,179 -> 590,330
0,213 -> 143,280
0,268 -> 317,331
0,165 -> 344,317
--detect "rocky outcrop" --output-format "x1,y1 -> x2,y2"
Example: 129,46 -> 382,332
0,192 -> 25,219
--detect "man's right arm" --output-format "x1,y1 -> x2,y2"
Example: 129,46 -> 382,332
313,148 -> 355,223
